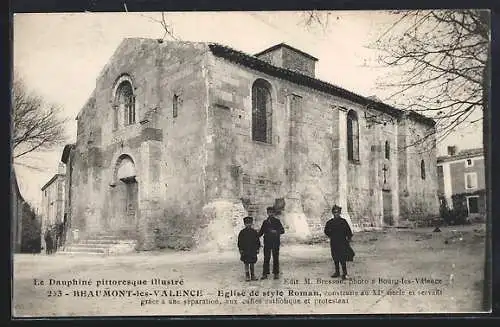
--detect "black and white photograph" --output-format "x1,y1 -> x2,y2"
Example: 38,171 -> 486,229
11,10 -> 490,316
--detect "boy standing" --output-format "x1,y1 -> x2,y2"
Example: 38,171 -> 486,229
258,207 -> 285,280
238,216 -> 261,281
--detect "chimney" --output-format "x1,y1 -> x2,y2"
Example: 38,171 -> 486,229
447,146 -> 457,156
254,43 -> 318,78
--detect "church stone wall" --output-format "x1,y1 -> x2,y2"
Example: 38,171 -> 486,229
207,56 -> 439,234
70,39 -> 440,251
346,107 -> 399,228
398,117 -> 440,224
71,39 -> 210,250
208,57 -> 346,236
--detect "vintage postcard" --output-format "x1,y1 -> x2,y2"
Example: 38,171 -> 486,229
11,10 -> 490,317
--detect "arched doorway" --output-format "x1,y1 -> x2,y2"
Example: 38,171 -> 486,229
110,155 -> 138,237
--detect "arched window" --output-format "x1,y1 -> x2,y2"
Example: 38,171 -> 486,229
115,80 -> 135,127
116,155 -> 136,182
252,79 -> 272,143
385,141 -> 390,159
347,110 -> 359,162
421,160 -> 426,180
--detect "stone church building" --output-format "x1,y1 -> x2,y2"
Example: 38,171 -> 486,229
64,38 -> 439,251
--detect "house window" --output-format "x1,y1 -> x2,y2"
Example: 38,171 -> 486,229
465,158 -> 474,167
115,80 -> 135,126
252,79 -> 272,143
173,94 -> 179,118
465,172 -> 478,189
467,196 -> 479,214
385,141 -> 390,159
420,160 -> 426,180
347,110 -> 359,162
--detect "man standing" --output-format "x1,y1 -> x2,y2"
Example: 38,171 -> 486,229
324,205 -> 354,280
44,226 -> 53,255
258,207 -> 285,280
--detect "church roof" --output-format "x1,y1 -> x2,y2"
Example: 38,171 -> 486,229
437,147 -> 484,163
208,43 -> 436,127
41,174 -> 65,191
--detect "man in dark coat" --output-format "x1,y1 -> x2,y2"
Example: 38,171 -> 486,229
258,207 -> 285,280
324,205 -> 354,279
237,216 -> 261,281
55,221 -> 64,250
44,226 -> 53,255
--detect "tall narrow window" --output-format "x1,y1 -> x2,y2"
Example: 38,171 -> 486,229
385,141 -> 390,159
115,80 -> 135,126
420,160 -> 426,180
113,105 -> 119,130
465,172 -> 478,189
347,110 -> 359,162
128,95 -> 136,124
252,79 -> 272,143
173,94 -> 179,118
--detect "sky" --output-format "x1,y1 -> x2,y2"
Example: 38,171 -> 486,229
12,11 -> 484,210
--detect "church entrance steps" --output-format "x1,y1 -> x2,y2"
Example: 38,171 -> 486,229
60,245 -> 109,254
55,252 -> 106,256
59,234 -> 137,255
78,239 -> 136,245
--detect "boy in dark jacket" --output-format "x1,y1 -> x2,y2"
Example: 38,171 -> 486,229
238,216 -> 261,281
258,207 -> 285,280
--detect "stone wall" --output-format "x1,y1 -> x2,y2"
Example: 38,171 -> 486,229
155,42 -> 210,250
398,117 -> 440,223
255,45 -> 316,78
346,107 -> 398,228
71,39 -> 210,250
70,39 -> 440,251
281,46 -> 316,77
206,55 -> 439,235
207,56 -> 368,237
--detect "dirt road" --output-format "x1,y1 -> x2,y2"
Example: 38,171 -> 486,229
12,225 -> 486,316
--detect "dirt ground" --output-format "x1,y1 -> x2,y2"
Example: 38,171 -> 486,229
12,224 -> 487,317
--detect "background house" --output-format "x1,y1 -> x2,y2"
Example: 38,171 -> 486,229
12,169 -> 41,253
40,163 -> 66,246
437,146 -> 486,219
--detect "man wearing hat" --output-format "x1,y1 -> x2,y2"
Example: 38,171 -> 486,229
324,205 -> 354,279
258,207 -> 285,280
237,216 -> 261,281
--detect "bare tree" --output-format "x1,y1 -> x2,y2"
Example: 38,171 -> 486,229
300,10 -> 490,151
138,12 -> 179,41
303,10 -> 491,309
370,10 -> 489,148
300,10 -> 334,32
11,75 -> 68,161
